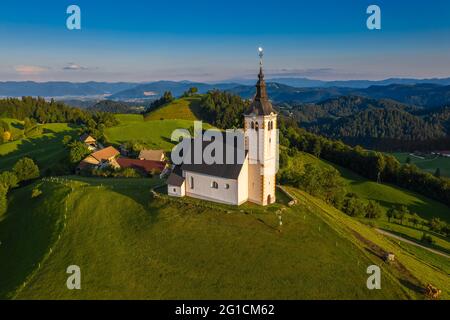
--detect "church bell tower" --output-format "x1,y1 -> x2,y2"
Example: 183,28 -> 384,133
244,48 -> 277,206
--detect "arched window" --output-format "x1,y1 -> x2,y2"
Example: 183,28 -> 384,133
212,181 -> 219,189
255,122 -> 259,131
190,176 -> 194,189
225,184 -> 230,190
251,121 -> 255,129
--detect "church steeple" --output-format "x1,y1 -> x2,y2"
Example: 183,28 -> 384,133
247,47 -> 275,116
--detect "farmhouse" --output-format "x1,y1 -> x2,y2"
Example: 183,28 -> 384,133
116,158 -> 167,176
77,146 -> 120,171
139,149 -> 165,161
79,133 -> 97,151
167,62 -> 277,206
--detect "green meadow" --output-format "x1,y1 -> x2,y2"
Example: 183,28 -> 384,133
0,121 -> 77,172
144,96 -> 202,121
295,152 -> 450,223
105,97 -> 212,150
389,152 -> 450,177
292,152 -> 450,256
1,176 -> 415,300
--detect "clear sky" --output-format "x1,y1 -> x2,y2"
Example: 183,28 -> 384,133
0,0 -> 449,82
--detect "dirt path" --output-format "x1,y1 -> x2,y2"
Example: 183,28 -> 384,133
375,228 -> 450,259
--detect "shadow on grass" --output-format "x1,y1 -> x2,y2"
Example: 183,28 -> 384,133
0,127 -> 78,172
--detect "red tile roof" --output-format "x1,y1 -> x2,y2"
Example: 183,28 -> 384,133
91,146 -> 120,162
116,158 -> 166,173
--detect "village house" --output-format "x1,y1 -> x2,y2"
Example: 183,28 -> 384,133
139,149 -> 165,162
116,158 -> 167,176
79,133 -> 98,151
77,146 -> 120,171
167,60 -> 277,206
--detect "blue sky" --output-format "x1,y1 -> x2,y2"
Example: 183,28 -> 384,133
0,0 -> 449,82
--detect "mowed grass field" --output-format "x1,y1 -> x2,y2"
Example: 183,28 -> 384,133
293,152 -> 450,256
295,152 -> 450,223
0,121 -> 77,172
389,152 -> 450,177
1,176 -> 416,300
105,97 -> 212,151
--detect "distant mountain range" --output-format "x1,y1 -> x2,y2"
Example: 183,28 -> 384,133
1,77 -> 450,101
261,77 -> 450,88
228,83 -> 450,108
108,81 -> 240,99
0,81 -> 137,97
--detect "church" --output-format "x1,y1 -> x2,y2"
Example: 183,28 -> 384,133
167,54 -> 278,206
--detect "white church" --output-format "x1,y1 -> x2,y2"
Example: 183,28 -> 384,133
167,53 -> 278,206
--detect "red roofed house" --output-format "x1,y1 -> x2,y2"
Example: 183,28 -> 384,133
77,146 -> 120,171
116,158 -> 167,176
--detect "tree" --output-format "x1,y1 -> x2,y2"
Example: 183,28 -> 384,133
62,135 -> 72,146
0,171 -> 18,190
0,184 -> 7,216
2,131 -> 11,142
365,200 -> 383,219
429,217 -> 444,233
409,213 -> 420,228
434,168 -> 441,178
395,205 -> 409,225
13,157 -> 40,182
386,207 -> 397,223
343,195 -> 366,217
406,156 -> 411,164
69,141 -> 91,164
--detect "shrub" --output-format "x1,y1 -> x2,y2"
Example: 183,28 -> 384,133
421,233 -> 435,245
365,200 -> 383,219
31,187 -> 43,198
13,157 -> 40,183
0,171 -> 18,190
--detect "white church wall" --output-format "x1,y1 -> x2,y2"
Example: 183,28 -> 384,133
168,181 -> 185,197
184,171 -> 239,205
237,156 -> 249,205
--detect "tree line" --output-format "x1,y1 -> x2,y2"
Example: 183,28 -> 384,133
0,96 -> 119,143
279,117 -> 450,207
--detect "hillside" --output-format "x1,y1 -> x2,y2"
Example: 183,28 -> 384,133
144,96 -> 202,121
288,152 -> 450,256
0,121 -> 77,172
0,176 -> 414,299
88,100 -> 145,114
105,106 -> 212,151
288,96 -> 450,151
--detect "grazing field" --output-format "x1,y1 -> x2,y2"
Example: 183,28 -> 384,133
144,96 -> 202,121
0,118 -> 25,139
291,152 -> 450,262
105,104 -> 212,151
294,152 -> 450,223
389,152 -> 450,177
0,122 -> 77,172
287,187 -> 449,299
1,176 -> 417,300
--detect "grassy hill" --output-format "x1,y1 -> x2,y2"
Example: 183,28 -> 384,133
105,98 -> 212,151
1,176 -> 422,300
0,122 -> 77,172
290,152 -> 450,257
144,96 -> 202,121
294,152 -> 449,223
389,152 -> 450,178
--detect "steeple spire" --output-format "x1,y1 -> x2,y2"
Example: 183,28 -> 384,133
247,47 -> 275,116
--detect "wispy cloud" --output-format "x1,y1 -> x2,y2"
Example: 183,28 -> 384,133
14,65 -> 49,75
62,62 -> 90,71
